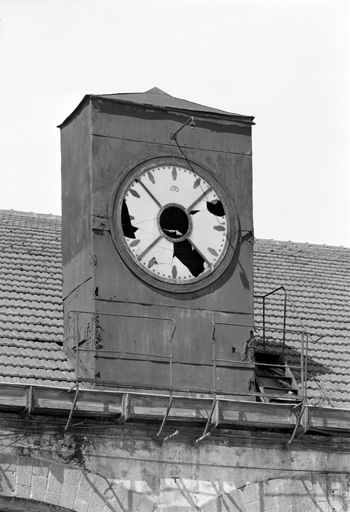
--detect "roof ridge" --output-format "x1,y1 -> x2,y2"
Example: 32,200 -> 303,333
100,86 -> 172,97
0,210 -> 348,250
0,209 -> 61,220
255,238 -> 350,251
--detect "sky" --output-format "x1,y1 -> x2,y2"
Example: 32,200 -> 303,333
0,0 -> 349,247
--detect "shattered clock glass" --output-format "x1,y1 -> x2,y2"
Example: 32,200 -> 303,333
119,164 -> 229,284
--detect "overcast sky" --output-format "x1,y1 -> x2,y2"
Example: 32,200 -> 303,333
0,0 -> 349,246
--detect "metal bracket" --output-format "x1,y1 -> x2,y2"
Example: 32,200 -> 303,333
118,393 -> 130,424
24,386 -> 34,417
156,391 -> 179,443
170,116 -> 195,141
195,397 -> 220,444
64,383 -> 80,432
161,429 -> 179,443
288,401 -> 309,444
170,117 -> 197,175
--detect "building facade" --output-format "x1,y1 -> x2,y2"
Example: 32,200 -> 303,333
0,89 -> 349,511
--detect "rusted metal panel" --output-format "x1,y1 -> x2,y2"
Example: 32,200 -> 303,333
58,89 -> 254,129
90,103 -> 253,231
61,104 -> 94,372
93,234 -> 253,313
61,103 -> 92,288
91,99 -> 252,155
96,90 -> 254,120
3,382 -> 350,435
308,406 -> 350,431
60,95 -> 255,397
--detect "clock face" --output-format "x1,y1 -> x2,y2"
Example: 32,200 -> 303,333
110,158 -> 238,292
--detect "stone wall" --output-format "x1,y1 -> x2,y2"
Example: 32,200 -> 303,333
0,422 -> 349,511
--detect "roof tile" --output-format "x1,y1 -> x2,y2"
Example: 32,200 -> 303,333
0,211 -> 349,407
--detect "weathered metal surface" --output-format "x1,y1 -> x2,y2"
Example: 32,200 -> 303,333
58,87 -> 254,128
92,100 -> 252,155
98,89 -> 253,119
1,383 -> 350,435
90,102 -> 253,228
60,103 -> 92,292
60,95 -> 255,396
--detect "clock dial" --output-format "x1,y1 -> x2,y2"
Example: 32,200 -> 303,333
111,159 -> 238,292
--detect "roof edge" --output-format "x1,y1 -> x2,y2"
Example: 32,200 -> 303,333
57,94 -> 92,129
58,94 -> 255,129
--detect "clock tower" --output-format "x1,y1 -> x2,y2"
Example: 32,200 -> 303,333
59,88 -> 255,397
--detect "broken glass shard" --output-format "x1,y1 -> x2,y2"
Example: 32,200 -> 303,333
207,200 -> 225,217
121,200 -> 138,238
173,240 -> 205,277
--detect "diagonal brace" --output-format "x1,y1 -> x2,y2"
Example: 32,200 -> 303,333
157,391 -> 179,442
195,397 -> 220,444
64,383 -> 80,432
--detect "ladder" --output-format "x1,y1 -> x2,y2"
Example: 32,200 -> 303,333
255,351 -> 300,403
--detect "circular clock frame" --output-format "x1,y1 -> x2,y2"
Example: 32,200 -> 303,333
109,156 -> 239,293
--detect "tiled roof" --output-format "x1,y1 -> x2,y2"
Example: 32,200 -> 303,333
254,239 -> 350,408
0,209 -> 74,387
0,210 -> 349,407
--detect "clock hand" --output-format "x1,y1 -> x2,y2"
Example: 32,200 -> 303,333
187,187 -> 212,212
186,238 -> 212,268
137,179 -> 162,208
137,234 -> 163,261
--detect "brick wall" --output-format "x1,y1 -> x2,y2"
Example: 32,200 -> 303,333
0,423 -> 350,511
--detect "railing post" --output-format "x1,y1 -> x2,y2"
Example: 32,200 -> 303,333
211,321 -> 217,395
282,288 -> 287,355
169,337 -> 173,393
262,296 -> 266,351
75,312 -> 79,385
168,320 -> 176,394
300,330 -> 305,398
304,333 -> 309,400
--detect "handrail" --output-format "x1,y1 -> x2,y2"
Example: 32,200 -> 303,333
258,286 -> 287,351
67,306 -> 309,401
255,286 -> 310,400
67,310 -> 176,392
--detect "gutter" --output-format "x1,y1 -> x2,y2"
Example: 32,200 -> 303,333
0,382 -> 349,440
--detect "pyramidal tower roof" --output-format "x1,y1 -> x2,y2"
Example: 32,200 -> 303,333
99,86 -> 248,117
59,87 -> 254,127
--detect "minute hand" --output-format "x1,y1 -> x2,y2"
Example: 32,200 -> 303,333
137,179 -> 162,208
187,188 -> 212,211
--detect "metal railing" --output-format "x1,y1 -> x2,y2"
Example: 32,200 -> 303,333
254,286 -> 311,399
67,310 -> 176,390
66,305 -> 310,401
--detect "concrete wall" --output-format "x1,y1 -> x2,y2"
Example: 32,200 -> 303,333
0,422 -> 349,511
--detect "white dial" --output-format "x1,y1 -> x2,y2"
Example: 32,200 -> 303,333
118,163 -> 229,285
